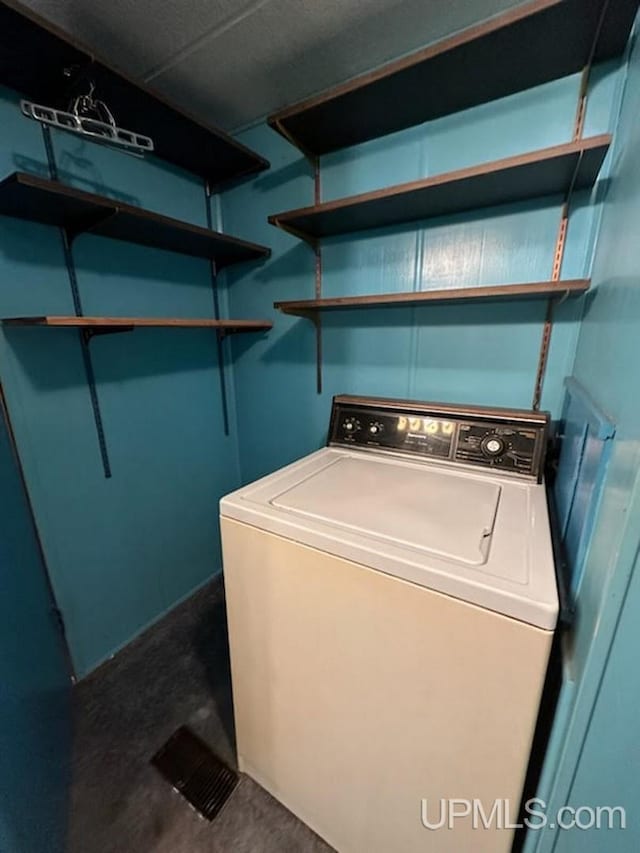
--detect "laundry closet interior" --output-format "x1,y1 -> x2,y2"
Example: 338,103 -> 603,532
1,1 -> 640,851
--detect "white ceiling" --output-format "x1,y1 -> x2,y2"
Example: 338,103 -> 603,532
22,0 -> 526,132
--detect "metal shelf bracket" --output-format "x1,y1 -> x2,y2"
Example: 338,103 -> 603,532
41,124 -> 114,478
66,208 -> 121,244
205,182 -> 230,435
82,326 -> 134,343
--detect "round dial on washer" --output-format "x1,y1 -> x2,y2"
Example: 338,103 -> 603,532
343,417 -> 360,433
481,435 -> 505,457
369,421 -> 384,435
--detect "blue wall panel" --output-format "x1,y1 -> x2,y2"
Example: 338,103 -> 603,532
0,395 -> 71,853
0,86 -> 242,676
558,545 -> 640,851
525,15 -> 640,852
222,64 -> 623,485
554,377 -> 615,606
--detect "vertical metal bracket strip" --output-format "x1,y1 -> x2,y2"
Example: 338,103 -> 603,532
80,329 -> 112,477
531,72 -> 589,410
531,0 -> 609,410
41,125 -> 112,477
205,182 -> 230,435
313,156 -> 322,395
275,121 -> 322,394
273,120 -> 323,394
532,208 -> 569,410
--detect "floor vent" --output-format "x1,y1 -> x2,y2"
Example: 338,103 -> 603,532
151,726 -> 238,821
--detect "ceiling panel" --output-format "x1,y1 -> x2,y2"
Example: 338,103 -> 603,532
19,0 -> 526,131
18,0 -> 258,76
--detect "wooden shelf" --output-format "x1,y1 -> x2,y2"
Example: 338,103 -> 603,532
274,280 -> 590,316
0,172 -> 271,269
269,0 -> 639,155
269,136 -> 610,241
2,316 -> 273,334
0,0 -> 268,186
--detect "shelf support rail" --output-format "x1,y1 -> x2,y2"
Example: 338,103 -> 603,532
532,68 -> 589,410
312,157 -> 323,394
205,181 -> 230,435
41,124 -> 114,477
271,119 -> 323,393
532,0 -> 610,410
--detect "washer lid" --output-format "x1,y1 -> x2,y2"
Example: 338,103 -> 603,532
272,456 -> 501,566
220,447 -> 558,630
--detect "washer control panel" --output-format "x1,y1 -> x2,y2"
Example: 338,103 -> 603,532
328,396 -> 549,481
454,422 -> 541,474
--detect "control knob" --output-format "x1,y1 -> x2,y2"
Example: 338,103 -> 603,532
481,435 -> 505,458
343,417 -> 360,433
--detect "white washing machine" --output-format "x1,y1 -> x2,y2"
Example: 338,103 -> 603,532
220,395 -> 558,853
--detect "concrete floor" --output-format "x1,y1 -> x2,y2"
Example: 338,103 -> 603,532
69,576 -> 333,853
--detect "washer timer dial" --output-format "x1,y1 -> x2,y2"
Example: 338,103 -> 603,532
481,435 -> 505,457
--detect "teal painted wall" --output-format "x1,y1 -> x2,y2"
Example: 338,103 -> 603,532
0,11 -> 631,708
557,546 -> 640,850
222,63 -> 623,485
0,86 -> 244,676
0,394 -> 71,853
525,19 -> 640,852
0,9 -> 638,850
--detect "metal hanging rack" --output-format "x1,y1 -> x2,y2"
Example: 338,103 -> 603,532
23,72 -> 155,159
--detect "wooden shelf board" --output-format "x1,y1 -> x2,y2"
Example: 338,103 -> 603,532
0,172 -> 271,268
269,0 -> 639,155
269,137 -> 611,240
0,0 -> 268,186
274,280 -> 590,316
2,316 -> 273,333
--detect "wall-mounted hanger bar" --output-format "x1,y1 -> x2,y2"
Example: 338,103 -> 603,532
0,0 -> 269,186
